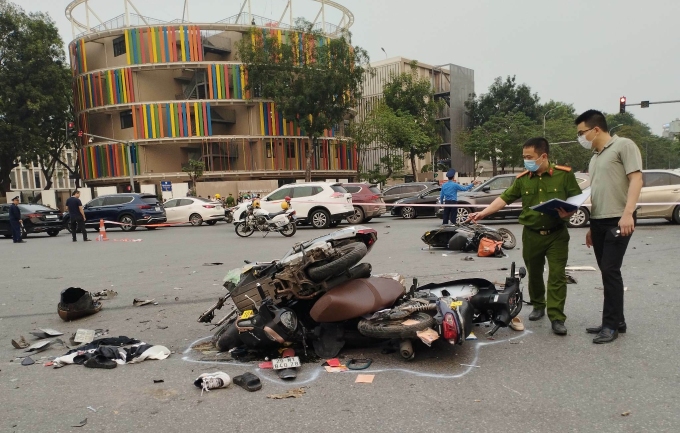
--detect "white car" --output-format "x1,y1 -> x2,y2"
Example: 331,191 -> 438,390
233,182 -> 354,229
163,197 -> 224,226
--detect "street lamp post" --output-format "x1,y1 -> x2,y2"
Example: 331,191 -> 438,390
82,132 -> 135,192
543,105 -> 564,138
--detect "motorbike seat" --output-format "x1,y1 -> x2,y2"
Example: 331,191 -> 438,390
265,210 -> 286,219
310,277 -> 406,323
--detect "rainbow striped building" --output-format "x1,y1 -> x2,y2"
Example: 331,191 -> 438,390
66,0 -> 357,187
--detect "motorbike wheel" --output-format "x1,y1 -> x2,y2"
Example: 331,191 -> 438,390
307,242 -> 368,283
358,312 -> 435,339
497,228 -> 517,249
280,222 -> 296,237
213,321 -> 240,352
234,222 -> 255,237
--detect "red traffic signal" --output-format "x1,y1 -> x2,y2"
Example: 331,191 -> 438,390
619,96 -> 626,114
66,122 -> 78,139
77,130 -> 83,137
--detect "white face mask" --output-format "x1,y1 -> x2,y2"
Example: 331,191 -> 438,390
577,134 -> 593,150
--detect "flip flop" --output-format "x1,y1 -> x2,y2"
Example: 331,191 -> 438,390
83,355 -> 117,369
232,372 -> 262,392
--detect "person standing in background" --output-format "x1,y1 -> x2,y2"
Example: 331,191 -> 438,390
9,196 -> 25,244
440,169 -> 479,225
66,191 -> 90,242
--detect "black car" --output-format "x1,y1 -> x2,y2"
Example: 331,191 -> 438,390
382,182 -> 440,204
62,193 -> 166,232
0,203 -> 64,238
390,187 -> 442,219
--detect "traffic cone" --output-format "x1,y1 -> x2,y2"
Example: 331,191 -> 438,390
98,219 -> 109,241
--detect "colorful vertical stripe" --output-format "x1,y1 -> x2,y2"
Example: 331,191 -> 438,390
206,65 -> 248,99
258,103 -> 335,137
131,102 -> 213,139
74,68 -> 135,110
123,25 -> 203,66
79,143 -> 139,180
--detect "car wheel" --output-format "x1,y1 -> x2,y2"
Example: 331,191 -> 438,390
310,209 -> 330,229
118,215 -> 136,232
567,207 -> 590,228
205,220 -> 217,226
497,228 -> 516,249
363,217 -> 373,223
672,206 -> 680,224
401,206 -> 417,219
346,206 -> 365,224
190,213 -> 203,226
47,230 -> 59,237
455,207 -> 471,224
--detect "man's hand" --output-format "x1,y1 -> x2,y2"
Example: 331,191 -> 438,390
585,229 -> 593,248
467,211 -> 484,223
472,180 -> 482,186
618,213 -> 635,236
556,207 -> 576,219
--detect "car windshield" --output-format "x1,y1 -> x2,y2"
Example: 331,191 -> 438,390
141,197 -> 159,204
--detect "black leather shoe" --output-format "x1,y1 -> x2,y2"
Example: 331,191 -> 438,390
593,327 -> 618,344
528,308 -> 545,321
551,320 -> 567,335
586,322 -> 626,334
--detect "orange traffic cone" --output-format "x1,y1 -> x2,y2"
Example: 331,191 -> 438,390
98,219 -> 109,241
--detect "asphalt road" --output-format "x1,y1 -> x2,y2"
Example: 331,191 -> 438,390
1,215 -> 679,433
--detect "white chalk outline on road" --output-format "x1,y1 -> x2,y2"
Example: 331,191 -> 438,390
182,330 -> 531,384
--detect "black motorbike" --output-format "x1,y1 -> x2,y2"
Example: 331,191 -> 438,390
421,222 -> 517,251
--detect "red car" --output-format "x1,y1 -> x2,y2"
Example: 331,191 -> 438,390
342,183 -> 386,224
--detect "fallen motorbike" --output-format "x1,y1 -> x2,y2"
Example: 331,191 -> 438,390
199,227 -> 526,360
421,222 -> 517,251
234,204 -> 297,238
224,207 -> 235,224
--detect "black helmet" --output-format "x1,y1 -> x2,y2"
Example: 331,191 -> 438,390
448,232 -> 470,251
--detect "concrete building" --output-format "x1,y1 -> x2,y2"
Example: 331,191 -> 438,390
358,57 -> 475,178
65,0 -> 358,192
7,149 -> 79,208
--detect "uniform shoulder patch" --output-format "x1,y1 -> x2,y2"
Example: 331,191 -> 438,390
516,170 -> 530,178
554,165 -> 572,172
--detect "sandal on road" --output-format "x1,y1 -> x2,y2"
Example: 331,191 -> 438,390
233,372 -> 262,392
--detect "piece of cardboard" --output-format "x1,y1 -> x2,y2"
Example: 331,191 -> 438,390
416,328 -> 440,346
73,329 -> 95,344
355,374 -> 375,383
401,319 -> 420,326
324,366 -> 348,373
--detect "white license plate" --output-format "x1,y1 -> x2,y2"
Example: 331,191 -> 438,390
155,206 -> 161,211
45,215 -> 58,219
272,356 -> 301,370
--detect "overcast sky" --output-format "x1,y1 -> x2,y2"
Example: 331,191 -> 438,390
23,0 -> 679,134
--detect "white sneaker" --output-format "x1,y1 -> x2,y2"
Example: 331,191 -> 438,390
194,372 -> 231,395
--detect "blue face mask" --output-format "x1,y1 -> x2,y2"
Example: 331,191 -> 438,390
524,156 -> 544,172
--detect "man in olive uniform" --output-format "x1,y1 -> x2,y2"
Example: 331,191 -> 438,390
469,138 -> 582,335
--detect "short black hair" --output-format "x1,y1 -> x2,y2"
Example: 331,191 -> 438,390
575,109 -> 609,132
72,190 -> 80,196
523,137 -> 550,156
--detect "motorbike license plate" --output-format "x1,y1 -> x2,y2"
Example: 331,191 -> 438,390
272,356 -> 301,370
155,206 -> 161,211
240,310 -> 254,319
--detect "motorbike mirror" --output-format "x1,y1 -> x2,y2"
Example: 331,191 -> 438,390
518,267 -> 527,279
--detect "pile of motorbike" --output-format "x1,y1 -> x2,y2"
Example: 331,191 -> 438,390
199,226 -> 526,361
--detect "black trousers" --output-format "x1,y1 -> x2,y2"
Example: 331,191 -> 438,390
590,217 -> 634,329
10,221 -> 22,242
442,200 -> 459,225
70,216 -> 88,241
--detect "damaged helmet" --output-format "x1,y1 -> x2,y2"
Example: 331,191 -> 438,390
58,287 -> 102,321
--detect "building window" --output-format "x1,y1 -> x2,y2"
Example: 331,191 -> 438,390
67,153 -> 73,168
34,171 -> 41,189
22,171 -> 29,189
120,110 -> 133,129
266,142 -> 273,158
113,36 -> 126,57
9,171 -> 17,189
286,142 -> 296,158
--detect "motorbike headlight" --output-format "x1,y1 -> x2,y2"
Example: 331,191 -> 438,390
279,309 -> 298,331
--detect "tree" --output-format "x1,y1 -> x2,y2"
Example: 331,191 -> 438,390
183,159 -> 205,195
465,76 -> 541,127
236,19 -> 370,181
380,63 -> 444,179
457,112 -> 536,175
0,1 -> 71,194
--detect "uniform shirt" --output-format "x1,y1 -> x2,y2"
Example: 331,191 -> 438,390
9,203 -> 21,222
66,197 -> 83,217
588,135 -> 643,219
500,164 -> 582,230
440,181 -> 474,202
226,196 -> 236,206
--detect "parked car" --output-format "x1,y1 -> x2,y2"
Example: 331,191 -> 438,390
62,193 -> 166,232
342,182 -> 386,224
436,172 -> 591,224
569,169 -> 680,228
0,203 -> 64,238
382,182 -> 440,204
232,182 -> 353,229
390,186 -> 442,219
163,197 -> 224,226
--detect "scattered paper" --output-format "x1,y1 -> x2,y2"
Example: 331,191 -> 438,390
324,365 -> 348,373
73,329 -> 96,344
133,298 -> 157,306
565,266 -> 597,271
416,328 -> 440,346
355,374 -> 375,384
325,358 -> 341,367
267,387 -> 307,399
25,340 -> 52,353
29,329 -> 63,339
401,319 -> 420,326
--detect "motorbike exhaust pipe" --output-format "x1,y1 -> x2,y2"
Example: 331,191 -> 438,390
400,339 -> 414,360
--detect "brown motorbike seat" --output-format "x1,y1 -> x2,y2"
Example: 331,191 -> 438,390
309,277 -> 406,323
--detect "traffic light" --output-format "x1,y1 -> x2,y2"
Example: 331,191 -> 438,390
619,96 -> 626,114
66,122 -> 78,139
